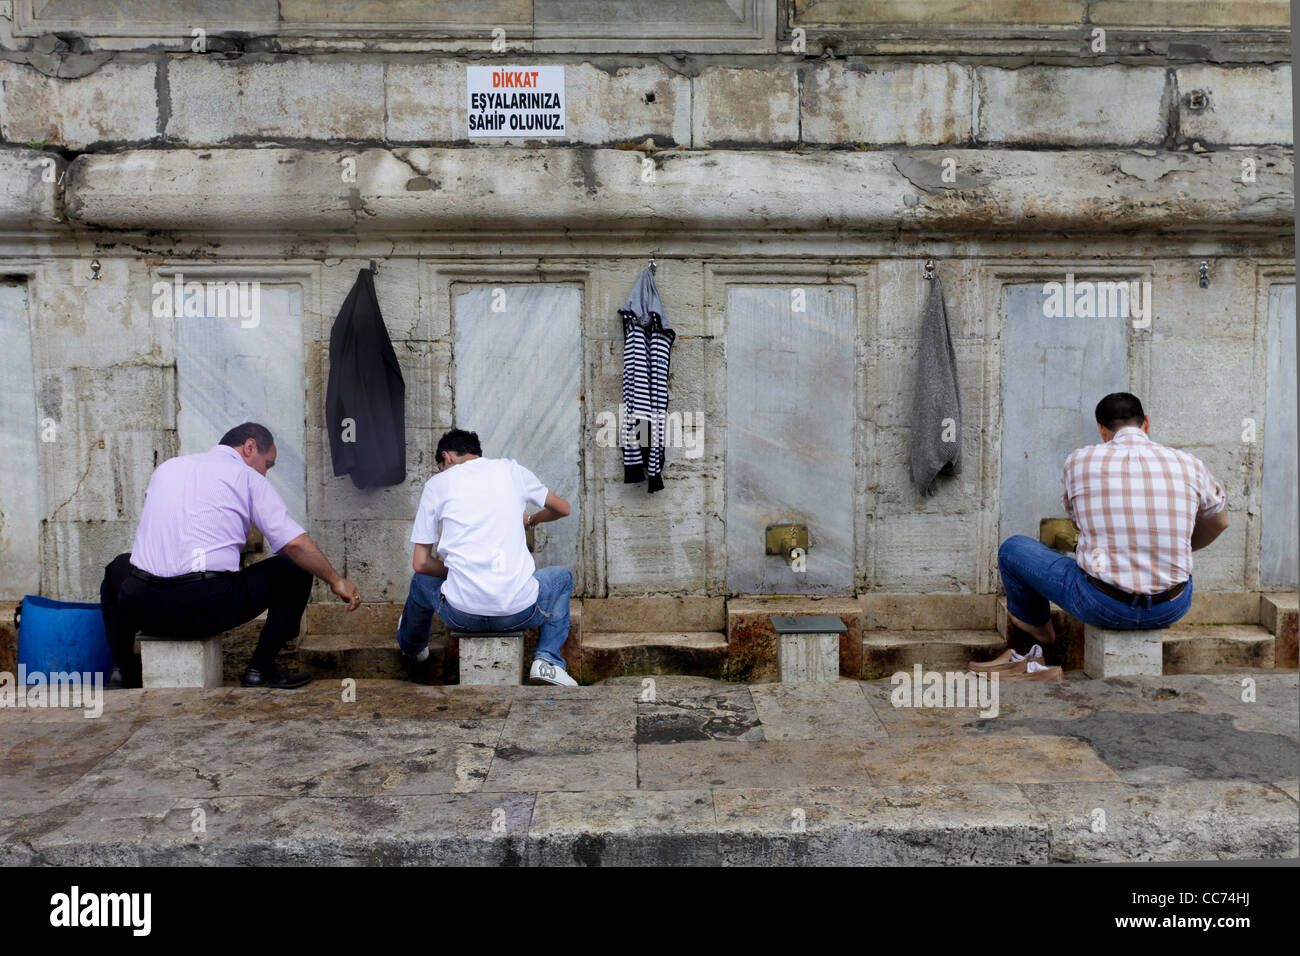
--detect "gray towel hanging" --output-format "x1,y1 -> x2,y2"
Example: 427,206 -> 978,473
909,274 -> 962,496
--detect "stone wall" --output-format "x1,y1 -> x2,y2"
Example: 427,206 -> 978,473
0,1 -> 1293,604
1,56 -> 1293,150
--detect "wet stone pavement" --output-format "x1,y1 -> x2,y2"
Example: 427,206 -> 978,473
0,673 -> 1295,865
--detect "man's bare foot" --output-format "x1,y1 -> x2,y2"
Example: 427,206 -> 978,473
1007,608 -> 1056,644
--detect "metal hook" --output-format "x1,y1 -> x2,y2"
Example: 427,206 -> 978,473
923,258 -> 935,281
90,258 -> 101,281
1198,260 -> 1210,289
369,259 -> 379,275
649,253 -> 657,275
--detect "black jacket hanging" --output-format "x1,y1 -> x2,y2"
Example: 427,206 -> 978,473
326,268 -> 406,488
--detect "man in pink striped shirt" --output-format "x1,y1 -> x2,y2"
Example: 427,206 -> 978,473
992,393 -> 1229,655
100,422 -> 360,689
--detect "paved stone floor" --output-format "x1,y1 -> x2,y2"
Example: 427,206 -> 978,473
1,673 -> 1296,865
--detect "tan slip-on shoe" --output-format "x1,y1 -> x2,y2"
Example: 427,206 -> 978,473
1001,660 -> 1064,681
969,647 -> 1016,671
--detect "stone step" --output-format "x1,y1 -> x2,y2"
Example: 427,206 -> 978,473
304,598 -> 583,637
1261,593 -> 1298,669
297,599 -> 582,683
576,631 -> 729,682
292,595 -> 1282,680
280,599 -> 1284,684
863,623 -> 1277,679
1162,624 -> 1275,673
294,623 -> 1278,681
297,631 -> 424,683
580,597 -> 725,633
299,626 -> 593,685
859,594 -> 996,631
861,629 -> 1008,679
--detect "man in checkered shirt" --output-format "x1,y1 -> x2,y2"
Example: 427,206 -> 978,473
997,392 -> 1230,646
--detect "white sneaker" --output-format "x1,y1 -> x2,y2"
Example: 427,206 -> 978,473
397,613 -> 429,662
530,659 -> 578,687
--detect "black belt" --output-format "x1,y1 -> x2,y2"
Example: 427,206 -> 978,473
1086,574 -> 1186,605
129,567 -> 231,586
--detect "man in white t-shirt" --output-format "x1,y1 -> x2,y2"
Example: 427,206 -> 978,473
397,428 -> 578,686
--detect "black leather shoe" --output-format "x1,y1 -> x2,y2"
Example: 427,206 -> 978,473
112,665 -> 143,689
241,664 -> 312,689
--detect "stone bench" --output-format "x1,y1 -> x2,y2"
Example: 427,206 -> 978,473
138,633 -> 224,688
770,614 -> 845,682
455,629 -> 527,685
1083,624 -> 1163,678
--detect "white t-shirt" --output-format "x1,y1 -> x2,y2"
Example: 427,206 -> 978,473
409,457 -> 549,615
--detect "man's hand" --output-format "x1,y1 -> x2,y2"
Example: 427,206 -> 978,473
525,492 -> 571,529
331,577 -> 361,611
282,533 -> 358,608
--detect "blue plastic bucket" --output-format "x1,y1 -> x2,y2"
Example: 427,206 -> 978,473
15,595 -> 113,683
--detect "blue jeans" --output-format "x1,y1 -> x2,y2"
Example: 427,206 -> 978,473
397,566 -> 573,668
997,534 -> 1193,630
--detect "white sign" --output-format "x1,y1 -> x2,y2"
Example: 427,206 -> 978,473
467,65 -> 566,138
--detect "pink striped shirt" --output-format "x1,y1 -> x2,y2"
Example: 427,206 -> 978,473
130,444 -> 306,577
1062,427 -> 1226,595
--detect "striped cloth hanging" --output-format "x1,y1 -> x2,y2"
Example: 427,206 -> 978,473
619,267 -> 675,493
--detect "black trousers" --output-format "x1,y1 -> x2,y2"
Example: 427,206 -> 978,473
100,552 -> 312,684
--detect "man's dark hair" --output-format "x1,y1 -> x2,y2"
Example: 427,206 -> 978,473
1095,393 -> 1145,431
436,428 -> 482,466
219,422 -> 274,453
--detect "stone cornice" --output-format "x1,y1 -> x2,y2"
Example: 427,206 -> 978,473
0,149 -> 63,230
38,146 -> 1298,237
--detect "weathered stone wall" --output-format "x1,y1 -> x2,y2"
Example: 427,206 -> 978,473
1,56 -> 1294,150
3,244 -> 1291,602
0,1 -> 1293,603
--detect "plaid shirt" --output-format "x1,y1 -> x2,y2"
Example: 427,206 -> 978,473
1062,427 -> 1226,595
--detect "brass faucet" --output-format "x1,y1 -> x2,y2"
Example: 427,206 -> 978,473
1039,517 -> 1079,553
765,523 -> 809,559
